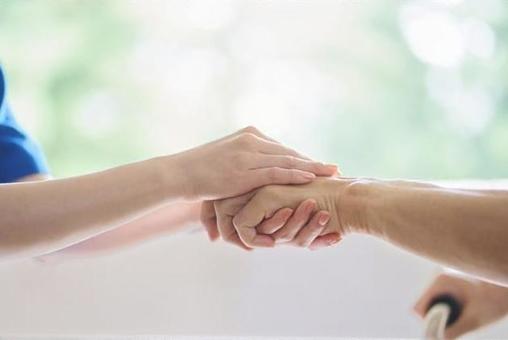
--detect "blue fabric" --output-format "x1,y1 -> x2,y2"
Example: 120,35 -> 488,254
0,66 -> 49,182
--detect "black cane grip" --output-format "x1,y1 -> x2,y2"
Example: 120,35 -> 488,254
426,293 -> 463,328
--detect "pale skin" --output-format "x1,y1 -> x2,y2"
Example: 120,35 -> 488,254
217,177 -> 508,286
414,274 -> 508,338
0,127 -> 339,260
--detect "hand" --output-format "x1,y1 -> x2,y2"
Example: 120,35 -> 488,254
222,177 -> 354,248
174,127 -> 338,201
414,274 -> 508,338
207,194 -> 341,249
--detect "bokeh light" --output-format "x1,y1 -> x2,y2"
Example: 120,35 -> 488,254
1,0 -> 507,179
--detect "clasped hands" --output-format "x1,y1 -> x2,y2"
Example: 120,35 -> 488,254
202,179 -> 348,251
190,127 -> 358,251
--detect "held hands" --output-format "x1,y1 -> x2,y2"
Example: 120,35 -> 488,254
190,126 -> 351,251
225,178 -> 347,248
203,177 -> 359,250
414,274 -> 508,339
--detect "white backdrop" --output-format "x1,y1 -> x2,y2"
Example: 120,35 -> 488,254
1,227 -> 507,338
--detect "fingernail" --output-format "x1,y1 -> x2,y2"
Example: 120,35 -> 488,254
318,214 -> 330,225
305,200 -> 316,212
302,172 -> 316,180
327,236 -> 341,246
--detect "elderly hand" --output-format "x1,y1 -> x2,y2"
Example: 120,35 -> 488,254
414,273 -> 508,339
204,192 -> 341,250
207,177 -> 356,249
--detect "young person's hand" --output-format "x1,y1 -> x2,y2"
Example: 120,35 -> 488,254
414,274 -> 508,338
172,127 -> 337,201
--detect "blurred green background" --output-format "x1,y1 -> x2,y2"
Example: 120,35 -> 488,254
1,0 -> 507,179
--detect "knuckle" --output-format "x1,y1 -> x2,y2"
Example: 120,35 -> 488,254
285,155 -> 297,168
287,169 -> 296,182
242,132 -> 258,142
237,132 -> 258,149
310,161 -> 321,171
241,125 -> 260,135
266,167 -> 279,181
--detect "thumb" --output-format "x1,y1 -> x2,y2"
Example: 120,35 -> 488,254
200,201 -> 219,241
444,307 -> 476,339
232,196 -> 276,248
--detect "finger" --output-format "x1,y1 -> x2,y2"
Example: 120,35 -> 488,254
257,208 -> 293,234
250,168 -> 317,188
444,308 -> 477,339
204,223 -> 220,241
273,199 -> 317,243
215,205 -> 252,251
309,233 -> 342,250
226,232 -> 253,251
414,295 -> 431,318
251,155 -> 337,177
232,200 -> 276,249
291,210 -> 330,248
413,275 -> 451,317
233,215 -> 276,248
200,201 -> 219,241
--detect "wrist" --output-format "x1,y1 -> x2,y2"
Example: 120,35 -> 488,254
334,178 -> 382,236
155,154 -> 196,202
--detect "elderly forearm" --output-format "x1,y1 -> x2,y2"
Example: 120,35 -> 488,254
0,156 -> 185,259
342,180 -> 508,285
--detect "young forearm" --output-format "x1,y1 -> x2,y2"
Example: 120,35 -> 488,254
0,156 -> 184,259
37,201 -> 201,260
341,180 -> 508,285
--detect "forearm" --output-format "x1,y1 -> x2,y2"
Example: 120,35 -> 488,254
0,156 -> 186,259
341,180 -> 508,285
39,201 -> 201,260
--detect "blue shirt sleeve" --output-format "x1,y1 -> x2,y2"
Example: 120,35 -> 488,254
0,66 -> 50,183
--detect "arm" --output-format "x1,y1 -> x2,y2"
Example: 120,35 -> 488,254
1,157 -> 179,259
351,180 -> 508,286
0,127 -> 336,260
414,273 -> 508,338
19,174 -> 203,260
37,201 -> 201,261
230,177 -> 508,286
